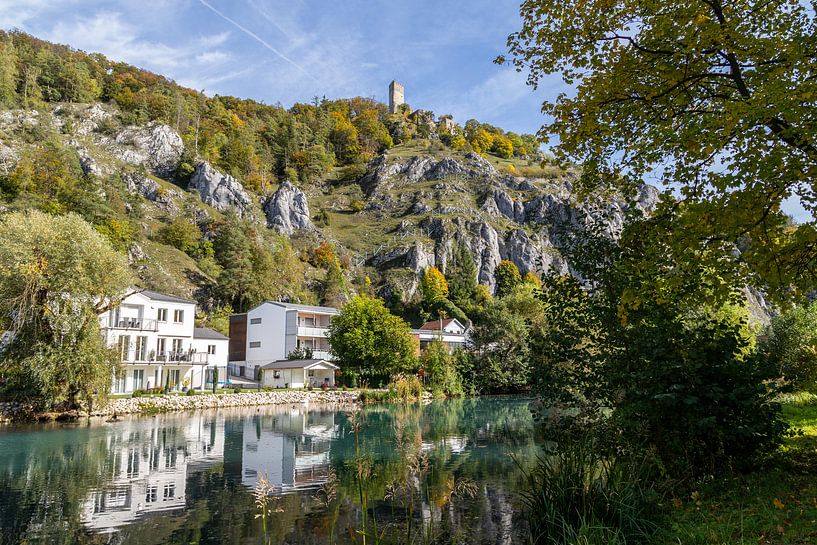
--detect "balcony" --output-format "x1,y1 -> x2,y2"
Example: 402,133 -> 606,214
106,318 -> 158,332
297,326 -> 330,338
311,349 -> 334,360
119,351 -> 209,365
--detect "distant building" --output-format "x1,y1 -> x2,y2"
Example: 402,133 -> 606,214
412,318 -> 468,353
389,80 -> 405,114
438,115 -> 455,133
99,289 -> 228,394
228,302 -> 338,380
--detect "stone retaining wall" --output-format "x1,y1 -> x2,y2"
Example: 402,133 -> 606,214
0,390 -> 362,422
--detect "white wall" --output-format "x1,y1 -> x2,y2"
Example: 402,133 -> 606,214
245,303 -> 289,364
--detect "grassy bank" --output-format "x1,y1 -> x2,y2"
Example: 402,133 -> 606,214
656,394 -> 817,544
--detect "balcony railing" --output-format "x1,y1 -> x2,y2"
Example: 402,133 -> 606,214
297,326 -> 330,338
106,318 -> 158,332
119,350 -> 209,364
311,349 -> 334,360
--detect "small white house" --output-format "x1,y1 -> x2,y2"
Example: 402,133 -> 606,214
260,359 -> 339,389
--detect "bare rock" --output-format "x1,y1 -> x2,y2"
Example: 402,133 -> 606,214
263,180 -> 313,235
188,161 -> 252,216
112,123 -> 184,177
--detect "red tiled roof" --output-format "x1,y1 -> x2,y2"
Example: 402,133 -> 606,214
419,318 -> 456,331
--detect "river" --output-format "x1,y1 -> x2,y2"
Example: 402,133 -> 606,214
0,397 -> 540,544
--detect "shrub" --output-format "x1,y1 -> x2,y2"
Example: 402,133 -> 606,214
232,388 -> 241,394
350,199 -> 365,213
131,389 -> 145,398
391,374 -> 423,401
519,437 -> 658,545
759,302 -> 817,392
185,389 -> 197,396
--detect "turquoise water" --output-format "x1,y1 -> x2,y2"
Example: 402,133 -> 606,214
0,397 -> 539,544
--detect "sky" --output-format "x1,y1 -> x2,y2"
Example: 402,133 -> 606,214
0,0 -> 558,137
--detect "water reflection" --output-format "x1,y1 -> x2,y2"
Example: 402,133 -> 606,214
0,397 -> 538,545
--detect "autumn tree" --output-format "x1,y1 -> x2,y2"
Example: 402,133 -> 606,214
501,0 -> 817,299
494,260 -> 522,298
420,266 -> 449,304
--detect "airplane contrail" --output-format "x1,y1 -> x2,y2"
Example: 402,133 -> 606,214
197,0 -> 318,83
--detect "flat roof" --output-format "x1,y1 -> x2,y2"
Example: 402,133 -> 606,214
194,327 -> 229,340
260,359 -> 339,370
269,302 -> 339,314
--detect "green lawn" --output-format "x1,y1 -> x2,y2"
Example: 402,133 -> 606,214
656,394 -> 817,544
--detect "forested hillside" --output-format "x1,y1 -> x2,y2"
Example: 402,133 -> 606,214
0,30 -> 658,333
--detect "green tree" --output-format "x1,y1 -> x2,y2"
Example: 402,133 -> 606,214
760,302 -> 817,392
213,214 -> 254,311
501,0 -> 817,299
447,241 -> 479,309
158,217 -> 202,257
328,294 -> 417,385
0,211 -> 131,411
494,260 -> 521,298
419,340 -> 463,397
470,284 -> 544,393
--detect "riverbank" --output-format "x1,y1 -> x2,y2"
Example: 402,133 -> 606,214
0,389 -> 362,422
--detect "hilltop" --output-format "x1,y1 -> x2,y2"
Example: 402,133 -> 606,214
0,31 -> 660,329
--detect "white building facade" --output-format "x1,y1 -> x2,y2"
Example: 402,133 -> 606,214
228,302 -> 338,380
100,290 -> 228,394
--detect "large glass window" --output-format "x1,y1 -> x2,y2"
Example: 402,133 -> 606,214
118,335 -> 131,360
173,309 -> 184,323
135,336 -> 148,361
157,308 -> 168,322
132,369 -> 144,390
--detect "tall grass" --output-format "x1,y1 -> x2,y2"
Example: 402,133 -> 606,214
518,438 -> 659,545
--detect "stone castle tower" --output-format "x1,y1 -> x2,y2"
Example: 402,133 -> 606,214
389,80 -> 404,114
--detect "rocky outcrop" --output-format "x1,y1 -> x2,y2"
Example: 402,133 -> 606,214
360,152 -> 499,196
123,172 -> 181,214
188,161 -> 252,216
263,180 -> 313,235
0,140 -> 18,175
75,103 -> 113,136
111,123 -> 184,177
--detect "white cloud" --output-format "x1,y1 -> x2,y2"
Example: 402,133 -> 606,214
196,50 -> 230,64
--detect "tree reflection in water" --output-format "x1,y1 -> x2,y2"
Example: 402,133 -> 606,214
0,397 -> 539,545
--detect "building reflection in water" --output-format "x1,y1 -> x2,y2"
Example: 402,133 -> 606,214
81,405 -> 336,532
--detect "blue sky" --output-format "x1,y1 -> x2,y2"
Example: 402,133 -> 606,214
0,0 -> 558,137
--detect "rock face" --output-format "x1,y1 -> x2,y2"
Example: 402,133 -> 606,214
360,151 -> 498,196
123,172 -> 180,214
361,153 -> 659,295
263,180 -> 314,235
188,161 -> 252,216
0,140 -> 18,175
112,123 -> 184,177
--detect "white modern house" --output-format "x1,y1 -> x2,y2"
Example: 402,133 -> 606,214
228,302 -> 338,380
412,318 -> 468,353
100,289 -> 228,393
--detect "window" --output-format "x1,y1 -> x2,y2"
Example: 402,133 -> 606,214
157,308 -> 168,322
273,371 -> 281,379
168,369 -> 180,389
250,317 -> 262,325
156,338 -> 166,358
172,339 -> 183,354
145,486 -> 157,503
173,309 -> 184,323
132,369 -> 144,390
163,483 -> 175,500
308,370 -> 315,377
113,371 -> 125,393
118,335 -> 131,360
249,341 -> 261,348
207,344 -> 216,355
304,316 -> 315,327
135,336 -> 148,361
